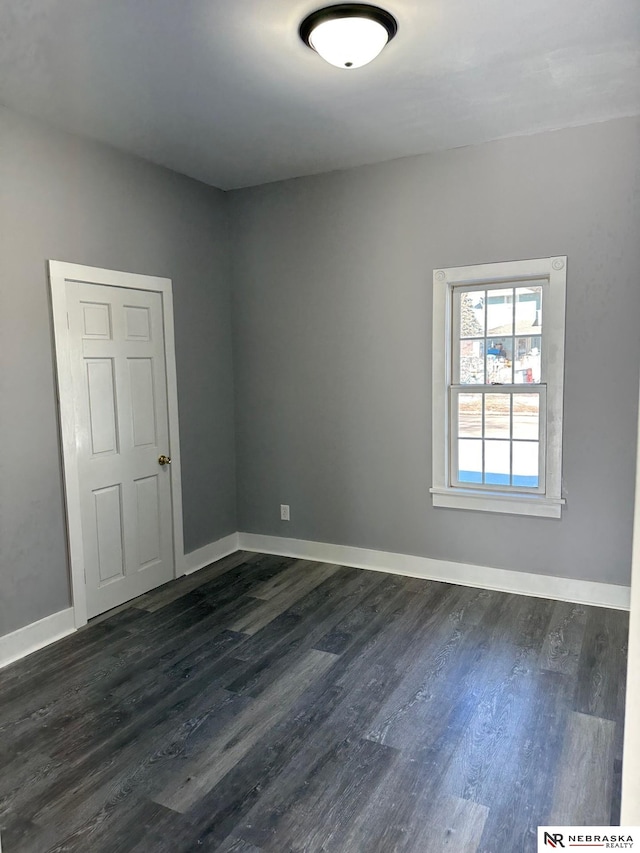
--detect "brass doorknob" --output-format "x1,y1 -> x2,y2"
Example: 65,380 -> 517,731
158,455 -> 172,466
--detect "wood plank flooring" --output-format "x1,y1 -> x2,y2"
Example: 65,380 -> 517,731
0,553 -> 629,853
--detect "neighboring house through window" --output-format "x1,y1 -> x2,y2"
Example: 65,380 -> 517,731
431,257 -> 567,518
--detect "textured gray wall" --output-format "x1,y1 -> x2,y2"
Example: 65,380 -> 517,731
0,107 -> 237,637
229,117 -> 640,587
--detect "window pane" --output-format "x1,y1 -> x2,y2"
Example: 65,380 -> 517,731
459,291 -> 485,338
458,439 -> 482,484
484,440 -> 510,485
514,337 -> 541,384
458,394 -> 482,438
515,285 -> 542,333
513,394 -> 539,440
486,337 -> 513,384
487,288 -> 513,338
484,394 -> 510,438
513,441 -> 539,488
459,339 -> 485,385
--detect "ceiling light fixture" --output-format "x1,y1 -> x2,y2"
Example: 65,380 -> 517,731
300,4 -> 398,70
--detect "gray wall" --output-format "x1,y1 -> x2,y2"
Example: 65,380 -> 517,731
2,110 -> 638,640
0,107 -> 237,637
229,117 -> 640,587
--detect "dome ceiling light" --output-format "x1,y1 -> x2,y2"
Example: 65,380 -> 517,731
299,4 -> 398,70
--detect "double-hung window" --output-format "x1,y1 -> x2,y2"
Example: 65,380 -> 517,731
431,257 -> 567,518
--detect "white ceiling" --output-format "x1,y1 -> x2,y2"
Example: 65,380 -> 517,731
0,0 -> 638,189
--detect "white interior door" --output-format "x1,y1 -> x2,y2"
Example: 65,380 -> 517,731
50,262 -> 184,626
64,279 -> 176,618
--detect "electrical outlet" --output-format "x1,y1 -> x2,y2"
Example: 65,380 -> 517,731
280,504 -> 290,521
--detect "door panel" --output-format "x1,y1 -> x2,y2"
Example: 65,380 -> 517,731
67,281 -> 174,618
135,475 -> 162,567
94,485 -> 125,583
81,301 -> 112,338
86,359 -> 118,455
124,305 -> 151,340
129,358 -> 157,447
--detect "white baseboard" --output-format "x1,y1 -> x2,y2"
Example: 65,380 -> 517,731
237,532 -> 631,611
2,530 -> 628,672
0,608 -> 76,670
184,532 -> 240,576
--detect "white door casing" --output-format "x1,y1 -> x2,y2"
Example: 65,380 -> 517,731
50,262 -> 185,626
621,366 -> 640,823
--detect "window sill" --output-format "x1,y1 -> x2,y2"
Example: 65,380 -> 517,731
430,487 -> 564,518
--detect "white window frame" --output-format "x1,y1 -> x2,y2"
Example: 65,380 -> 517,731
431,256 -> 567,519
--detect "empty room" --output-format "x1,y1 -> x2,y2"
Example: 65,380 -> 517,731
1,1 -> 640,851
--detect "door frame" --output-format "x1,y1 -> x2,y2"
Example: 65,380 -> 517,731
621,368 -> 640,822
49,261 -> 185,628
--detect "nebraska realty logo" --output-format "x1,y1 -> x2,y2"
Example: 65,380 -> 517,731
538,827 -> 640,850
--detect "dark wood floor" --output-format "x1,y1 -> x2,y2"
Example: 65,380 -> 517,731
0,552 -> 629,853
